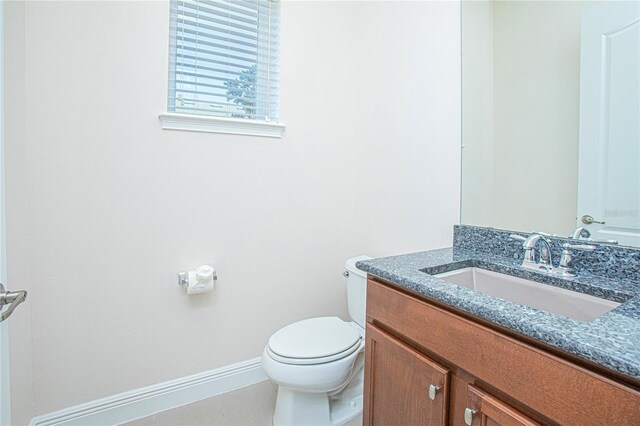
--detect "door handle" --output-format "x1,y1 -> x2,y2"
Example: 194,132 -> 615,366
581,215 -> 605,225
0,283 -> 27,322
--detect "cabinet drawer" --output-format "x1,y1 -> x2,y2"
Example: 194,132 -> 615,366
364,324 -> 450,426
366,277 -> 640,425
465,385 -> 540,426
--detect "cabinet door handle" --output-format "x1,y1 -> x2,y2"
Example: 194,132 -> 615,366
428,384 -> 441,400
464,408 -> 477,425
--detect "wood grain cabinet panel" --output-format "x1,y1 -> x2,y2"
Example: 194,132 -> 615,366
363,324 -> 450,426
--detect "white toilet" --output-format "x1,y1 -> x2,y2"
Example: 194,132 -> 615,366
262,255 -> 372,426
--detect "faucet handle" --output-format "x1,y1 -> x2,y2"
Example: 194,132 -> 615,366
562,243 -> 596,251
509,234 -> 527,243
556,243 -> 596,276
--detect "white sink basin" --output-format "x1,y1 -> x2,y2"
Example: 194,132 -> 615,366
435,267 -> 620,322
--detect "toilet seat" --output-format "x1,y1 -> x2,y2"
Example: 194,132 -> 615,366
266,339 -> 362,365
267,317 -> 362,365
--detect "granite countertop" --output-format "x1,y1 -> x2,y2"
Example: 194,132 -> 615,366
356,247 -> 640,381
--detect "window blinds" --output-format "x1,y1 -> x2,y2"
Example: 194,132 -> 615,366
168,0 -> 280,122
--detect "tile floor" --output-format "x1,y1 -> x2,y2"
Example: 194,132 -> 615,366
124,381 -> 362,426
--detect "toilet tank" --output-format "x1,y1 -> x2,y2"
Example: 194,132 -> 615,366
345,255 -> 373,328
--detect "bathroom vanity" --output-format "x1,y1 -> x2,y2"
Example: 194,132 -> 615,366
357,226 -> 640,426
363,277 -> 639,425
360,2 -> 640,422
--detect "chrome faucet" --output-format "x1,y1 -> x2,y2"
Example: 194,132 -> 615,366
571,227 -> 591,240
535,236 -> 553,271
511,233 -> 553,272
511,233 -> 596,276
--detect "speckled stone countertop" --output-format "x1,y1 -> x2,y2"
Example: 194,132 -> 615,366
356,245 -> 640,381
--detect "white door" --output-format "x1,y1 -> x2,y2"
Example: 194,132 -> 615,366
577,1 -> 640,247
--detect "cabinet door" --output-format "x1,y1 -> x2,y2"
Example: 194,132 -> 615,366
363,324 -> 450,426
463,385 -> 540,426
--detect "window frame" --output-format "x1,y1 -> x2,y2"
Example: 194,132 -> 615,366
160,0 -> 284,138
159,112 -> 285,138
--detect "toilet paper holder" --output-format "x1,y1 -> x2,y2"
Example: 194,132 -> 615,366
178,272 -> 189,286
178,268 -> 218,286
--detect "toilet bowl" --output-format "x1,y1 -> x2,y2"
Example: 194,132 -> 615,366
262,256 -> 372,426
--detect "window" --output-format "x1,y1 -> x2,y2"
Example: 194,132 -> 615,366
160,0 -> 283,137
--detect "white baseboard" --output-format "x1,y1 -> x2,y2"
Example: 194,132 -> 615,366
30,357 -> 268,426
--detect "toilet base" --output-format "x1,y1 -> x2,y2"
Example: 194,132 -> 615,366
272,370 -> 364,426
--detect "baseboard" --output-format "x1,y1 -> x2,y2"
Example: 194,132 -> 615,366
30,357 -> 268,426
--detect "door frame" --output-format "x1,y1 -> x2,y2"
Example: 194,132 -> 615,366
0,0 -> 12,423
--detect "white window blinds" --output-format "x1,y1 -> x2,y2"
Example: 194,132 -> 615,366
168,0 -> 280,122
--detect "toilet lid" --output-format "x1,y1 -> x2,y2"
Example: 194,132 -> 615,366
268,317 -> 361,359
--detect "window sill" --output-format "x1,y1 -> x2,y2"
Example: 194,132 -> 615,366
159,113 -> 285,138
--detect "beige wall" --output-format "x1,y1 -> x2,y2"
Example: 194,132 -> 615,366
354,1 -> 461,255
461,0 -> 494,227
462,0 -> 603,236
4,0 -> 460,421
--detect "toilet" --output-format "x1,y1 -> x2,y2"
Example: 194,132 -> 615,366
262,255 -> 372,426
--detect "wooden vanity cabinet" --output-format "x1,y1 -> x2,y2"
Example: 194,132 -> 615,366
363,277 -> 640,426
363,324 -> 449,426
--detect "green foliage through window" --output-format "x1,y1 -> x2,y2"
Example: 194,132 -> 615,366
224,65 -> 257,119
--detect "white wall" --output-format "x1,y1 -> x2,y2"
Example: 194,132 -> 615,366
3,0 -> 460,420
